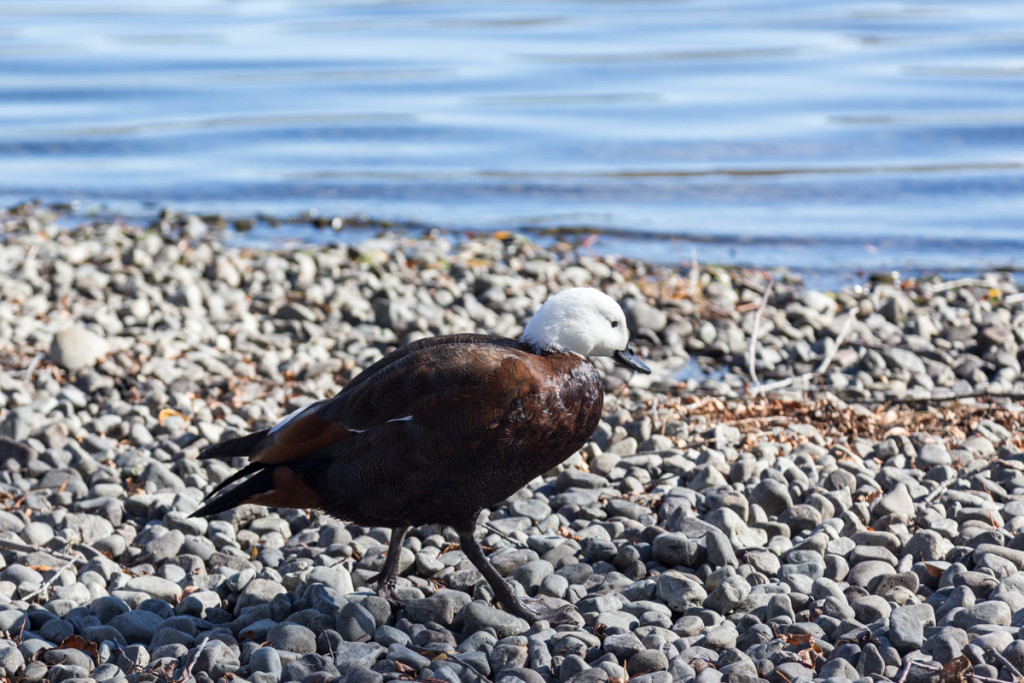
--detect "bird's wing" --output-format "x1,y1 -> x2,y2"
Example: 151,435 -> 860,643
248,334 -> 519,464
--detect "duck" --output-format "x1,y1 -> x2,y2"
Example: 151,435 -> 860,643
192,287 -> 651,623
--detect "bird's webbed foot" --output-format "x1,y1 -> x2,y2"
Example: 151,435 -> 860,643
456,527 -> 579,625
370,572 -> 405,608
503,595 -> 579,626
369,525 -> 411,609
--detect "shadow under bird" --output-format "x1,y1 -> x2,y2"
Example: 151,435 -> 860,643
192,287 -> 651,623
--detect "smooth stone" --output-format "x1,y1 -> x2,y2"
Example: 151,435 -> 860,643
108,610 -> 164,644
655,571 -> 708,613
749,479 -> 792,516
602,633 -> 645,659
703,576 -> 751,615
250,646 -> 283,676
651,533 -> 703,568
335,641 -> 387,672
50,325 -> 110,371
268,622 -> 317,654
953,601 -> 1012,629
872,484 -> 915,519
704,508 -> 768,548
627,649 -> 669,675
124,575 -> 182,603
404,589 -> 472,627
889,607 -> 924,653
234,579 -> 287,614
847,561 -> 897,588
461,601 -> 529,639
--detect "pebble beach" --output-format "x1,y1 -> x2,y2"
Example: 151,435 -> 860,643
1,205 -> 1023,683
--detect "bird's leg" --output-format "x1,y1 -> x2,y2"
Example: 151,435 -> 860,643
457,527 -> 576,625
369,525 -> 411,607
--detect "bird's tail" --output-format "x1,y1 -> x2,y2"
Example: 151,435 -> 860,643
191,463 -> 274,517
198,429 -> 270,461
192,456 -> 325,518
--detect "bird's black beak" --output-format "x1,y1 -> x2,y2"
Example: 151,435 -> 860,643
613,344 -> 651,374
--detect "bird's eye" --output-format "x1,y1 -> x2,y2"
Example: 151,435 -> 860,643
611,320 -> 619,328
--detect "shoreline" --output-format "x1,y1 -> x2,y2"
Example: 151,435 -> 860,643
9,199 -> 1019,294
1,206 -> 1023,682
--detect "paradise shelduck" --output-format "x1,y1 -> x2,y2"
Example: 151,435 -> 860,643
192,287 -> 651,623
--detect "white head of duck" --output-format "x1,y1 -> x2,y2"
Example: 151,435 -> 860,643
521,287 -> 651,373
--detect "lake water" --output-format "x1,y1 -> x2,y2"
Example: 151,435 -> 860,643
4,0 -> 1024,284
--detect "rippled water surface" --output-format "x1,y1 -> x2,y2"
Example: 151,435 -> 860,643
4,0 -> 1024,280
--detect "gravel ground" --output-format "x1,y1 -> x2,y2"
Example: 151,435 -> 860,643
1,205 -> 1023,683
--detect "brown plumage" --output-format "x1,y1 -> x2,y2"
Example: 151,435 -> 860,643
193,288 -> 651,623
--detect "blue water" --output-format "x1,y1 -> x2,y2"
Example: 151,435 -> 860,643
3,0 -> 1024,282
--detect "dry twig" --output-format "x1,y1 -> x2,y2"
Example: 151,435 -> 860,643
759,313 -> 854,394
986,646 -> 1024,681
928,277 -> 997,293
746,275 -> 774,398
22,353 -> 44,389
20,552 -> 82,602
180,635 -> 210,682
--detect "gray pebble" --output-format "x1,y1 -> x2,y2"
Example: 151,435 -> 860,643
268,622 -> 317,653
336,601 -> 376,642
461,601 -> 530,639
953,600 -> 1011,628
50,325 -> 110,372
702,576 -> 750,615
889,606 -> 924,653
603,632 -> 645,659
750,479 -> 792,517
109,610 -> 164,644
335,641 -> 387,672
